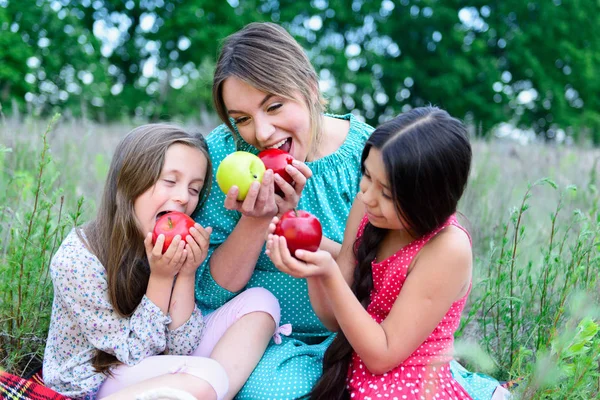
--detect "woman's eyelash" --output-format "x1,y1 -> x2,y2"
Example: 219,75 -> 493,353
267,103 -> 282,112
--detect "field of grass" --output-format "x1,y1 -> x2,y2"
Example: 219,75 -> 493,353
0,115 -> 598,398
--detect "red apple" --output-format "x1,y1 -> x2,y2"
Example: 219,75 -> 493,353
152,211 -> 196,253
275,210 -> 322,256
258,148 -> 295,196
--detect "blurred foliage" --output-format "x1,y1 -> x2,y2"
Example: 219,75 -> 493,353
1,0 -> 599,143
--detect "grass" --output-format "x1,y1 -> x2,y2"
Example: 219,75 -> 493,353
0,115 -> 599,398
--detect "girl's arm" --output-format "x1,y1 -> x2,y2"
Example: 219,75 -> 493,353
165,224 -> 212,354
167,225 -> 212,330
320,225 -> 473,374
266,195 -> 364,330
305,196 -> 364,330
51,234 -> 175,364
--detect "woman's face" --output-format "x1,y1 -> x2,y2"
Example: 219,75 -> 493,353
222,77 -> 313,162
133,144 -> 208,236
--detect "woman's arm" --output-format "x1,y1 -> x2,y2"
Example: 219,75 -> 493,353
209,213 -> 273,292
265,195 -> 364,330
320,226 -> 473,374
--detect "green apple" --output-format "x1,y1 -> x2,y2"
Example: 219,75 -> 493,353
216,151 -> 266,201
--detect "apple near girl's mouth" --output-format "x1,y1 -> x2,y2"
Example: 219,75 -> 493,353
155,210 -> 172,221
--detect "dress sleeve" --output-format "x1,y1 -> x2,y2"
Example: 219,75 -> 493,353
193,125 -> 244,312
50,235 -> 171,366
166,306 -> 204,355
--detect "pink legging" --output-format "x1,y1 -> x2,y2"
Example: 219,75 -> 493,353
97,288 -> 281,400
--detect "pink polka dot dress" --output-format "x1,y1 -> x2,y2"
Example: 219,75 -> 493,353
347,214 -> 473,400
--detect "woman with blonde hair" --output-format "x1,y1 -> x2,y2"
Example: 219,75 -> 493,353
194,22 -> 373,399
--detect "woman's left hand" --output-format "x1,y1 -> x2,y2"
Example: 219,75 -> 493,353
179,224 -> 212,277
265,232 -> 337,279
274,160 -> 312,216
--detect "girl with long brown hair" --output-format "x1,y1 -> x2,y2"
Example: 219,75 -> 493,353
43,124 -> 283,400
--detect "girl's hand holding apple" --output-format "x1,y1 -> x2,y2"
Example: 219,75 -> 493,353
144,232 -> 186,280
178,224 -> 213,277
265,211 -> 333,279
266,233 -> 337,280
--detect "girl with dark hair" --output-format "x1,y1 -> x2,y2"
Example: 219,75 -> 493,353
266,107 -> 476,399
43,124 -> 282,400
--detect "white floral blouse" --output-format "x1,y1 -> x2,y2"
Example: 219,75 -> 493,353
43,229 -> 204,399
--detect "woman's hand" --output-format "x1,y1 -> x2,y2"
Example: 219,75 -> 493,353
273,160 -> 312,216
265,232 -> 338,280
144,232 -> 186,279
224,161 -> 313,219
179,224 -> 212,277
223,169 -> 278,219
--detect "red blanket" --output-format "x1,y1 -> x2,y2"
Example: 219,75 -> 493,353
0,371 -> 70,400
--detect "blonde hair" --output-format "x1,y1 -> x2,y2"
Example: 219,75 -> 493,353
213,22 -> 327,157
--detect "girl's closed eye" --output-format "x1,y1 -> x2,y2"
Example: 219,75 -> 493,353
163,178 -> 176,185
189,187 -> 200,196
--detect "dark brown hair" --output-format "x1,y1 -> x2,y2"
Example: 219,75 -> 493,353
310,106 -> 472,399
79,124 -> 212,373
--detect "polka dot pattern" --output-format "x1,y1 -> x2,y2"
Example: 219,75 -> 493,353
194,114 -> 374,399
347,215 -> 473,400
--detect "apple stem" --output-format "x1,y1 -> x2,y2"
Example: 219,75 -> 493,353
168,216 -> 173,229
293,209 -> 298,217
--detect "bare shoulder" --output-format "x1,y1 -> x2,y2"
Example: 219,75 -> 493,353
411,224 -> 472,299
422,224 -> 472,262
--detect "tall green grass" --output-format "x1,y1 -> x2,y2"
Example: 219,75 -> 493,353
0,117 -> 598,398
456,142 -> 600,398
0,115 -> 85,375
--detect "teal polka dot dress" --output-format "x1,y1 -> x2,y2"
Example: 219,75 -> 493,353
194,113 -> 373,400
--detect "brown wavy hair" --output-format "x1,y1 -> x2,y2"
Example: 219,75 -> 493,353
78,124 -> 212,374
212,22 -> 327,157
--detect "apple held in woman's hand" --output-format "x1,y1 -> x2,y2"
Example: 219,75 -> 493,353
258,148 -> 294,196
275,210 -> 323,256
216,151 -> 266,200
152,211 -> 196,253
